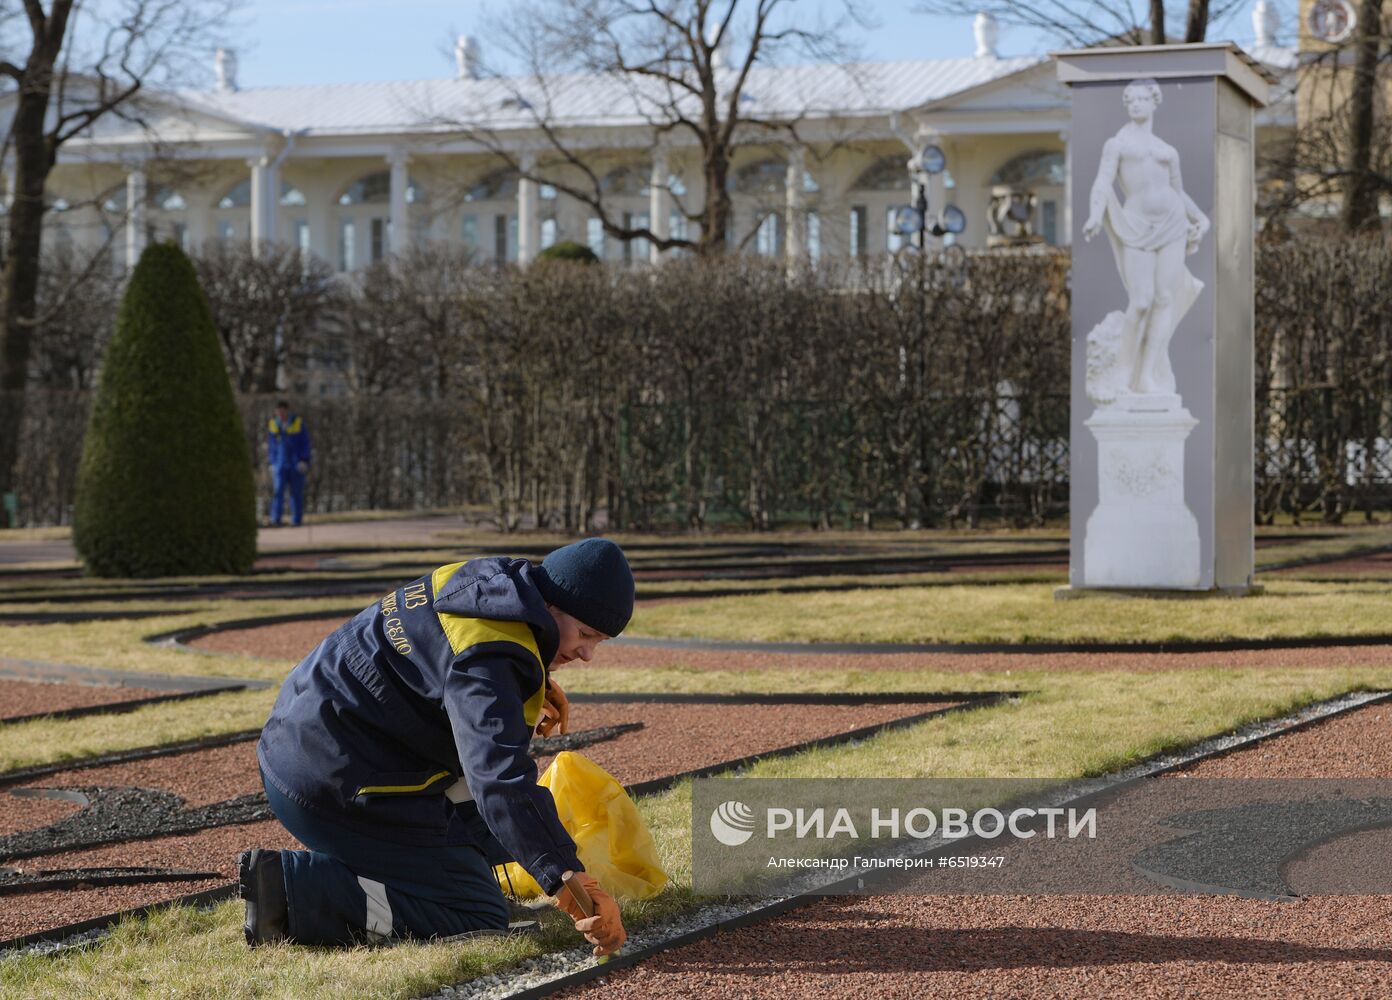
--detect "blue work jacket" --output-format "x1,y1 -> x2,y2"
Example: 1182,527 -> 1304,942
267,414 -> 311,471
257,556 -> 582,895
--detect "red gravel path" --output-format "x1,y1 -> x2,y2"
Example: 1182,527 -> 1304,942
187,618 -> 343,661
0,698 -> 952,940
0,678 -> 169,722
557,701 -> 1392,1000
533,701 -> 957,787
0,820 -> 301,941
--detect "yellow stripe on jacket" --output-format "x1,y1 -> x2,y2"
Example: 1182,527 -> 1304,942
432,562 -> 548,728
356,770 -> 452,795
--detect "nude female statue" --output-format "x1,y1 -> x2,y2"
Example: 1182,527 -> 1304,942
1082,79 -> 1209,404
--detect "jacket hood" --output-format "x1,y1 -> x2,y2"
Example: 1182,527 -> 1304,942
431,556 -> 560,666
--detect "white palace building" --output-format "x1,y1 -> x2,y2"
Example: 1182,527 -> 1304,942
9,6 -> 1296,271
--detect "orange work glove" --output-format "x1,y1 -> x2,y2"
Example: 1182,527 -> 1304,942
552,871 -> 625,957
535,678 -> 570,737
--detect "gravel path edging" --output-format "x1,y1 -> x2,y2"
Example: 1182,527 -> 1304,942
418,688 -> 1392,1000
145,609 -> 364,656
0,609 -> 201,625
0,688 -> 248,728
0,656 -> 272,692
0,729 -> 263,786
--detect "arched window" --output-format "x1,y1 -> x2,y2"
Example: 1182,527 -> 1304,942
852,155 -> 910,192
216,178 -> 307,209
465,168 -> 517,203
602,165 -> 649,197
734,158 -> 784,196
338,171 -> 423,206
989,150 -> 1065,189
988,149 -> 1066,246
106,185 -> 189,212
218,179 -> 251,209
732,157 -> 818,196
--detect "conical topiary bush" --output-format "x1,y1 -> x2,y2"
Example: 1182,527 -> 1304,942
73,242 -> 256,577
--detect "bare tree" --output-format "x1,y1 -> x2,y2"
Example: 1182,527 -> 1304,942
0,0 -> 239,497
1259,4 -> 1391,235
911,0 -> 1243,47
425,0 -> 869,256
191,241 -> 338,394
1340,0 -> 1387,232
30,245 -> 122,388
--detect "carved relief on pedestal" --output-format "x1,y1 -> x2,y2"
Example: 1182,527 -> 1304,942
1108,451 -> 1174,498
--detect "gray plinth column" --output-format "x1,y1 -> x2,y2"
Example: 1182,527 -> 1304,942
1056,43 -> 1272,595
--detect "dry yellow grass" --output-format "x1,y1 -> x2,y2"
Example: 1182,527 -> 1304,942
627,579 -> 1392,645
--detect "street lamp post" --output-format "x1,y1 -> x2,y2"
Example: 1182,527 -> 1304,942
892,143 -> 967,253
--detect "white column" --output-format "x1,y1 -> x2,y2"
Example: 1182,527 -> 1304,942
517,151 -> 540,265
249,155 -> 269,253
784,146 -> 806,260
387,148 -> 410,254
1060,129 -> 1073,246
308,176 -> 333,263
125,167 -> 147,269
186,193 -> 212,252
648,149 -> 670,264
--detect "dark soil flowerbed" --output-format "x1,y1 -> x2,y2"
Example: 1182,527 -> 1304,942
557,702 -> 1392,1000
0,678 -> 169,722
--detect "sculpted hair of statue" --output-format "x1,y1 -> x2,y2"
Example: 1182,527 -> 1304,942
1122,78 -> 1163,107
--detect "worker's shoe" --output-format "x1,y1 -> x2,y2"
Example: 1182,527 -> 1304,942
239,849 -> 289,946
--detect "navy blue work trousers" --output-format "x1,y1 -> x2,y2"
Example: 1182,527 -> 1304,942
262,770 -> 510,945
269,466 -> 305,526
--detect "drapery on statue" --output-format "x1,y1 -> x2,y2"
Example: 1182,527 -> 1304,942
1082,78 -> 1209,408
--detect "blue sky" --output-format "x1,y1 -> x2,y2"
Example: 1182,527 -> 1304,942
226,0 -> 1276,89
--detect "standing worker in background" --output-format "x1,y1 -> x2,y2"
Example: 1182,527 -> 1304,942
266,399 -> 311,527
240,538 -> 631,956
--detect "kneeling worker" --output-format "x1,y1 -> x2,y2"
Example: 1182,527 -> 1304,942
241,538 -> 632,955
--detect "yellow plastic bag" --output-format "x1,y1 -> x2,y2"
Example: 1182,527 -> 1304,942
499,751 -> 668,901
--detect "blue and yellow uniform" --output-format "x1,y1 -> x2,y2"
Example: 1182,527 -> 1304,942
256,555 -> 581,944
266,413 -> 311,526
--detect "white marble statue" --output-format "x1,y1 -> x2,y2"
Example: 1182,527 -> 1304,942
1082,79 -> 1209,409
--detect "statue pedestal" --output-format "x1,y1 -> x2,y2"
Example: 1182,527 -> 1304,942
1083,407 -> 1201,589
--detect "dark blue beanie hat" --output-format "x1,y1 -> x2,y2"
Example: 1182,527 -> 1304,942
533,538 -> 635,637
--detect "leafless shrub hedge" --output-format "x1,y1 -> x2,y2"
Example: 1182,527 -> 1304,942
8,240 -> 1391,529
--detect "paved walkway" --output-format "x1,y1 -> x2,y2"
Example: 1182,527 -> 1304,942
0,515 -> 470,567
